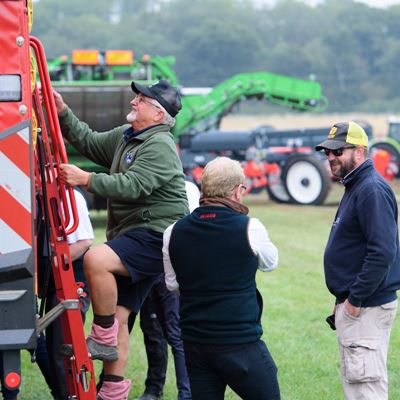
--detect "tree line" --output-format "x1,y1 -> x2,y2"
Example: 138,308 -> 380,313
31,0 -> 400,112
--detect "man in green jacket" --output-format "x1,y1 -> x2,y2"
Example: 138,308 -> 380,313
54,80 -> 189,400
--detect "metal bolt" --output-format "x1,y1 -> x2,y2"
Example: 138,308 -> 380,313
16,36 -> 24,46
19,105 -> 27,115
77,287 -> 84,296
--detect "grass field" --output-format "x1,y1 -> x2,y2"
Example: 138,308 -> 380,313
19,183 -> 400,399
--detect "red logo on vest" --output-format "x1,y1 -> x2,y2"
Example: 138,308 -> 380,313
200,213 -> 216,219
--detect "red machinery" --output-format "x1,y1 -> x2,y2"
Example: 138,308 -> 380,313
0,1 -> 96,398
371,149 -> 398,182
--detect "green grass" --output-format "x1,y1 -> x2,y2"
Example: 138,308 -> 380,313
19,183 -> 400,399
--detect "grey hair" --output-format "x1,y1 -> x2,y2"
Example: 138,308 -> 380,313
161,111 -> 176,127
201,157 -> 245,198
153,100 -> 176,127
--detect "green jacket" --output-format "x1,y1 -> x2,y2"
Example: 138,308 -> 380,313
59,107 -> 189,239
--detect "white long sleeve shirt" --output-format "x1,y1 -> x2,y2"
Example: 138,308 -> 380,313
65,190 -> 94,245
163,217 -> 278,292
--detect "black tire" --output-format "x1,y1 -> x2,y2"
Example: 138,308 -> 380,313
266,169 -> 291,203
370,143 -> 400,177
282,155 -> 331,205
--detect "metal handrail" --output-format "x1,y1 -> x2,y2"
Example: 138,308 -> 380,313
29,36 -> 79,235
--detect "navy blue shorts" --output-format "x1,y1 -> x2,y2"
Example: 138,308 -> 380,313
106,227 -> 164,313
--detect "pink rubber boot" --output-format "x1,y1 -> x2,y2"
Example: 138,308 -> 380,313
87,319 -> 119,361
97,379 -> 132,400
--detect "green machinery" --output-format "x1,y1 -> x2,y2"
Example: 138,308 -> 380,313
48,49 -> 178,85
49,51 -> 332,205
173,71 -> 327,136
48,50 -> 327,138
177,73 -> 331,206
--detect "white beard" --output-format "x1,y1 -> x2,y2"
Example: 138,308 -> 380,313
126,110 -> 137,123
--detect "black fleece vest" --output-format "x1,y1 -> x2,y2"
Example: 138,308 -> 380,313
169,206 -> 263,344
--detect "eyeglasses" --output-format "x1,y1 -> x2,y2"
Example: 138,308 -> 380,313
240,184 -> 247,192
323,146 -> 356,157
133,95 -> 162,110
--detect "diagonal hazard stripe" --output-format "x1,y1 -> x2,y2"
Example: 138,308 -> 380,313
0,186 -> 31,246
0,151 -> 31,211
0,133 -> 30,176
17,126 -> 29,144
0,220 -> 30,254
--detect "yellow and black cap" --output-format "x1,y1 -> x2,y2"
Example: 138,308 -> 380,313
315,121 -> 368,151
131,79 -> 182,117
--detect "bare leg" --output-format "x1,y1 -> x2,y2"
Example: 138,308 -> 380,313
84,244 -> 129,315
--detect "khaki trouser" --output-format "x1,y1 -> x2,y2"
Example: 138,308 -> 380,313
335,299 -> 398,400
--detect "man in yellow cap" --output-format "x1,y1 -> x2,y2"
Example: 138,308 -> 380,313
316,121 -> 400,400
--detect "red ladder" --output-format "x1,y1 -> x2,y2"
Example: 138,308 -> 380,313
30,35 -> 97,399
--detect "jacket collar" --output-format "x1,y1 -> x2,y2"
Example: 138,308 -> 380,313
123,124 -> 169,142
342,158 -> 373,187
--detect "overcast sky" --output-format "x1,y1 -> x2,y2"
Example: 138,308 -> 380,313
328,0 -> 399,6
256,0 -> 400,7
32,0 -> 400,7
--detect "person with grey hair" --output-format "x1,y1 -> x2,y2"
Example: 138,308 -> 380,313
52,80 -> 189,400
163,156 -> 281,400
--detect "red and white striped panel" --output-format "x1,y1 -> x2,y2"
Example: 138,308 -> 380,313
0,124 -> 32,255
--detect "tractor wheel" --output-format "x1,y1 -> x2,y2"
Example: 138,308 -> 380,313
266,169 -> 291,203
282,155 -> 330,205
370,143 -> 400,177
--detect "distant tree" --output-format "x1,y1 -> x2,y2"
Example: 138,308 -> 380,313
376,38 -> 400,98
158,0 -> 263,85
29,0 -> 400,111
32,0 -> 116,56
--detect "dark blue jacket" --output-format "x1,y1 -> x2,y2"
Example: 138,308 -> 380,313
324,159 -> 400,307
169,206 -> 263,345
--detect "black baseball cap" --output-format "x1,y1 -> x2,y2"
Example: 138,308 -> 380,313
315,121 -> 368,151
131,79 -> 182,117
